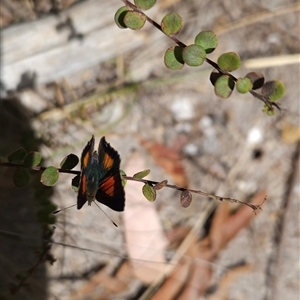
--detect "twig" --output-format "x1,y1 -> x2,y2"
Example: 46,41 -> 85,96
0,162 -> 79,175
0,162 -> 265,210
124,176 -> 266,211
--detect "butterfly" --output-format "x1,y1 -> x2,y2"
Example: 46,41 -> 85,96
77,136 -> 125,211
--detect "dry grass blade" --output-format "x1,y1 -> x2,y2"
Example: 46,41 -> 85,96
214,2 -> 300,35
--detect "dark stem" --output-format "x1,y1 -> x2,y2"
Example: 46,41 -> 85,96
0,162 -> 80,175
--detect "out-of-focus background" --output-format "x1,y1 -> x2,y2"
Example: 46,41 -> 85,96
0,0 -> 299,299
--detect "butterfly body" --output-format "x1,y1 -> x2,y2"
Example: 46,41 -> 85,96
77,136 -> 125,211
84,152 -> 101,205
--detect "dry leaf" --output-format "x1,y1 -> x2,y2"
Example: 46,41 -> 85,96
281,123 -> 300,144
151,258 -> 192,300
180,189 -> 192,208
151,238 -> 213,300
72,262 -> 129,299
207,264 -> 253,300
165,226 -> 191,249
208,191 -> 265,253
123,152 -> 168,284
208,202 -> 231,254
139,138 -> 189,187
166,192 -> 265,299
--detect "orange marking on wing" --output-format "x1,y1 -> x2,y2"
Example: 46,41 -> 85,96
103,153 -> 114,169
82,152 -> 90,168
80,174 -> 87,194
100,176 -> 116,196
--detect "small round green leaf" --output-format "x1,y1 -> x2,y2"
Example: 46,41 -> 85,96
133,169 -> 151,179
72,174 -> 80,192
262,104 -> 275,116
114,6 -> 129,29
161,12 -> 183,36
24,151 -> 42,167
245,72 -> 265,90
8,148 -> 27,163
142,183 -> 156,202
41,166 -> 59,187
194,30 -> 218,54
180,189 -> 192,208
60,154 -> 79,170
261,80 -> 285,101
236,77 -> 253,94
214,75 -> 235,98
182,44 -> 206,67
217,52 -> 241,72
210,69 -> 222,86
13,167 -> 30,188
120,169 -> 127,187
164,46 -> 184,70
134,0 -> 156,10
123,11 -> 146,30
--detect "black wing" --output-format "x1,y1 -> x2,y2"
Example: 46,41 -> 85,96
77,136 -> 95,209
95,137 -> 125,211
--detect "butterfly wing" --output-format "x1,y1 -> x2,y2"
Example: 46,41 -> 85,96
77,136 -> 95,209
96,173 -> 125,211
95,137 -> 125,211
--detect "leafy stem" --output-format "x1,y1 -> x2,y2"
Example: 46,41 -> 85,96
120,0 -> 280,111
124,176 -> 265,211
1,161 -> 265,211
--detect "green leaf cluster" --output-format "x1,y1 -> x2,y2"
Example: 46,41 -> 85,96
8,148 -> 43,188
114,0 -> 285,115
133,169 -> 169,203
7,148 -> 80,189
164,30 -> 218,70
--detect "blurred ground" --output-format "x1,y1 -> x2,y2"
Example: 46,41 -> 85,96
1,0 -> 299,299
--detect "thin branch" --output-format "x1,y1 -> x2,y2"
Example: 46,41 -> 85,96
0,162 -> 79,175
1,162 -> 265,211
123,176 -> 266,211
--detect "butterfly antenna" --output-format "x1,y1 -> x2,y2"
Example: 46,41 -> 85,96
53,204 -> 77,214
93,201 -> 118,227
